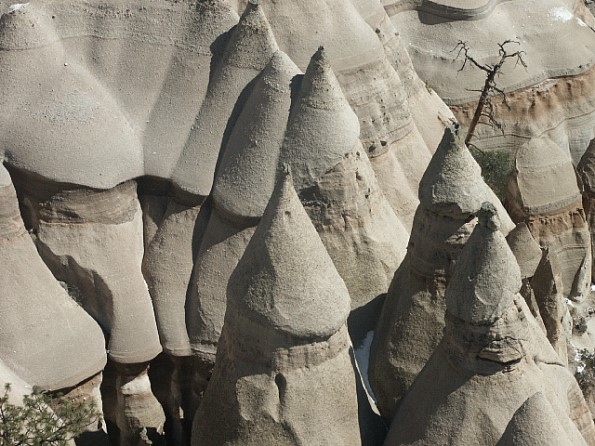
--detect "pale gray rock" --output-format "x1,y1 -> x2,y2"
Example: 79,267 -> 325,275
113,363 -> 166,446
192,171 -> 375,445
186,50 -> 299,389
14,176 -> 162,365
530,249 -> 570,365
506,222 -> 543,280
0,164 -> 106,391
446,204 -> 520,324
280,48 -> 409,331
497,392 -> 578,446
172,0 -> 279,196
0,0 -> 239,190
369,126 -> 514,419
142,195 -> 204,358
384,203 -> 595,446
232,0 -> 452,228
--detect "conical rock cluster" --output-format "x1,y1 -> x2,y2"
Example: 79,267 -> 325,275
192,171 -> 367,445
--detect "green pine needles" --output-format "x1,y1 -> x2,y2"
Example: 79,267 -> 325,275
0,383 -> 99,446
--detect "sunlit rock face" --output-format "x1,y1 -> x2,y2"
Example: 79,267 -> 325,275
192,172 -> 375,446
506,135 -> 591,307
386,0 -> 595,162
384,204 -> 595,446
369,125 -> 514,420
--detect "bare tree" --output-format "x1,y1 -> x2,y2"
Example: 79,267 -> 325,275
454,40 -> 527,146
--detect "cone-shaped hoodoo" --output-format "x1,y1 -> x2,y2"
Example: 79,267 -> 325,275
369,125 -> 515,419
279,48 -> 408,343
187,50 -> 301,366
384,203 -> 595,445
172,0 -> 279,197
192,170 -> 366,445
446,203 -> 520,324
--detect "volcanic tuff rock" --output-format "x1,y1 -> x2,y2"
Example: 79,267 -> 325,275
192,171 -> 372,445
280,47 -> 409,334
507,135 -> 591,296
0,164 -> 106,391
10,169 -> 165,445
186,50 -> 300,387
506,135 -> 593,355
497,392 -> 580,446
384,203 -> 595,446
578,138 -> 595,278
369,125 -> 514,419
387,0 -> 595,161
223,0 -> 453,229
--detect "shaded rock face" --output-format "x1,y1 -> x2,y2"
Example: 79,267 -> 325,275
8,169 -> 164,445
578,138 -> 595,279
186,50 -> 300,374
369,126 -> 514,419
506,135 -> 593,361
384,204 -> 595,446
231,0 -> 453,228
0,164 -> 106,392
185,45 -> 410,397
192,172 -> 372,445
388,0 -> 595,161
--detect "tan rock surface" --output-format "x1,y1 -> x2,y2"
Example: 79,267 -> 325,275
280,48 -> 409,327
192,171 -> 374,445
186,50 -> 299,378
497,392 -> 580,446
384,204 -> 595,445
388,0 -> 595,161
0,164 -> 106,391
369,126 -> 514,419
507,135 -> 591,305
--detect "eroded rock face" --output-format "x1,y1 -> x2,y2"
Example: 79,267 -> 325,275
0,164 -> 106,391
387,0 -> 595,162
507,136 -> 591,301
192,171 -> 374,445
281,48 -> 409,341
185,49 -> 300,408
369,125 -> 514,419
578,138 -> 595,279
8,169 -> 164,445
384,204 -> 595,446
506,135 -> 593,359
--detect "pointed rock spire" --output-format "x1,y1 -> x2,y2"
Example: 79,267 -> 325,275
221,0 -> 278,70
172,0 -> 278,196
213,50 -> 301,219
193,168 -> 365,445
419,124 -> 485,217
446,202 -> 521,323
279,47 -> 360,191
227,168 -> 351,339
